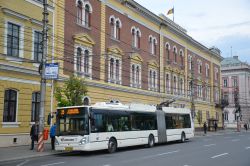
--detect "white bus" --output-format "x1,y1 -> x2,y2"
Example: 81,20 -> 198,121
55,102 -> 194,153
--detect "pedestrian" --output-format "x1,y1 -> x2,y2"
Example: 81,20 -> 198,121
30,121 -> 39,150
244,123 -> 248,131
50,123 -> 56,150
203,122 -> 207,135
214,122 -> 218,132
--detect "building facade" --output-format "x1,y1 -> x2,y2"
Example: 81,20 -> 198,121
221,56 -> 250,129
0,0 -> 55,147
60,0 -> 223,131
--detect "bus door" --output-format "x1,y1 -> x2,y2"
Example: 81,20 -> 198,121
156,110 -> 167,143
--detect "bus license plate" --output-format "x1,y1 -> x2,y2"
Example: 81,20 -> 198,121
65,147 -> 73,151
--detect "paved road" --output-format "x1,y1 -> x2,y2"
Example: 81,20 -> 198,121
1,132 -> 250,166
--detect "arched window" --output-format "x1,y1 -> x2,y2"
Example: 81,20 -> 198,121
173,47 -> 177,63
132,28 -> 136,47
136,30 -> 140,48
153,71 -> 156,90
76,47 -> 82,72
166,74 -> 170,93
83,97 -> 90,105
132,64 -> 135,84
116,59 -> 120,80
3,89 -> 17,122
149,36 -> 153,53
77,0 -> 83,24
110,18 -> 115,38
180,50 -> 184,67
180,78 -> 183,95
116,20 -> 120,40
136,66 -> 140,84
110,58 -> 114,80
166,44 -> 170,62
153,39 -> 157,55
85,4 -> 91,27
84,50 -> 89,74
173,76 -> 177,93
149,70 -> 152,89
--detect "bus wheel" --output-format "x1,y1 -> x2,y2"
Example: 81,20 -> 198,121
108,138 -> 117,153
181,132 -> 186,143
148,134 -> 155,148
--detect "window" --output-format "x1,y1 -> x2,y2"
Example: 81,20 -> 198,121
131,64 -> 141,88
214,67 -> 218,81
188,55 -> 192,70
109,16 -> 121,40
109,57 -> 121,84
197,85 -> 203,99
33,31 -> 43,62
205,64 -> 209,77
3,89 -> 17,122
84,50 -> 89,74
223,79 -> 228,87
173,47 -> 177,63
165,73 -> 170,93
205,86 -> 210,101
224,112 -> 228,121
173,76 -> 178,94
166,43 -> 170,63
148,69 -> 157,91
76,47 -> 82,72
31,92 -> 40,122
7,22 -> 20,57
131,27 -> 141,48
76,0 -> 92,27
197,60 -> 202,74
149,36 -> 157,55
179,78 -> 184,95
232,77 -> 238,87
180,50 -> 184,67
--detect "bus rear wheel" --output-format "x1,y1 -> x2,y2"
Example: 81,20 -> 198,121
108,138 -> 117,153
181,132 -> 186,143
148,134 -> 155,148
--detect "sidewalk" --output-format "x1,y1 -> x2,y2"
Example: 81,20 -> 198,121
0,129 -> 248,162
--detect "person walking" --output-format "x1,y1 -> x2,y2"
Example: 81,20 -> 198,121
50,123 -> 56,150
214,122 -> 218,132
203,122 -> 207,135
244,123 -> 248,131
30,121 -> 39,150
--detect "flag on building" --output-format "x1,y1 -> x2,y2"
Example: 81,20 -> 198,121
167,8 -> 174,15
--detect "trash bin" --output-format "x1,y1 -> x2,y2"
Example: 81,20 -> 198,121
43,128 -> 49,140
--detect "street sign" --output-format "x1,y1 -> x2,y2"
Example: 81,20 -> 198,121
44,63 -> 59,79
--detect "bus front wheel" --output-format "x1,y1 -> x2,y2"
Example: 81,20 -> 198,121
108,138 -> 117,153
181,132 -> 186,143
148,134 -> 155,148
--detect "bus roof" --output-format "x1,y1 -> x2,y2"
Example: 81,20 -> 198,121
162,107 -> 191,114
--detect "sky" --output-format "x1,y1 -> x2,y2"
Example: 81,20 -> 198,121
134,0 -> 250,63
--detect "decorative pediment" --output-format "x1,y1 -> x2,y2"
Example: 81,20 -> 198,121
130,53 -> 143,63
107,46 -> 123,58
73,33 -> 95,47
148,59 -> 159,69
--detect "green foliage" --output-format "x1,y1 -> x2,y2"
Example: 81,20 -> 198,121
55,75 -> 88,107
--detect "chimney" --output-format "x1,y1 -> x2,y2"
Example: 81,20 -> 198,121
233,56 -> 238,59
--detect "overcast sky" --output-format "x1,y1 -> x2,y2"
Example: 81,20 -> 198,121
134,0 -> 250,63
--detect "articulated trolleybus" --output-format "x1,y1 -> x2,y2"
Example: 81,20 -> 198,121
55,102 -> 194,153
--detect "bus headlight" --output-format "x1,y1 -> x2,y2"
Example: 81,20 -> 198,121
79,137 -> 88,145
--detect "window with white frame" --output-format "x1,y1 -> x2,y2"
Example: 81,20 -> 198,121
223,79 -> 228,87
214,67 -> 218,81
197,84 -> 203,99
173,46 -> 177,63
205,63 -> 209,77
149,35 -> 157,55
188,55 -> 192,70
166,43 -> 170,63
76,0 -> 92,27
31,92 -> 40,122
131,27 -> 141,48
224,112 -> 228,121
109,57 -> 122,84
109,16 -> 122,40
130,63 -> 141,88
165,73 -> 171,93
3,89 -> 18,122
179,50 -> 184,67
197,59 -> 202,74
74,46 -> 92,78
179,78 -> 184,95
205,86 -> 210,101
33,31 -> 43,62
148,69 -> 157,91
214,87 -> 219,102
173,75 -> 178,93
232,77 -> 238,87
7,22 -> 20,57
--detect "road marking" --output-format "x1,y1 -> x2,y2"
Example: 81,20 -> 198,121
122,150 -> 179,163
231,139 -> 240,142
103,165 -> 111,166
246,147 -> 250,150
211,153 -> 229,159
204,144 -> 216,147
16,160 -> 29,166
40,162 -> 65,166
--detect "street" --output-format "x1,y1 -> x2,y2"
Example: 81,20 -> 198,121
1,132 -> 250,166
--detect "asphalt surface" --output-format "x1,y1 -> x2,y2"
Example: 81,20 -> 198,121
1,132 -> 250,166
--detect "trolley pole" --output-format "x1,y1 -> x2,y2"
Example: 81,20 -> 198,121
38,0 -> 48,152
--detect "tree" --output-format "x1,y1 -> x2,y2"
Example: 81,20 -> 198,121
55,75 -> 88,107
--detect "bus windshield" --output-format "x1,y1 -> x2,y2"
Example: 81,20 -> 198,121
57,107 -> 89,136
